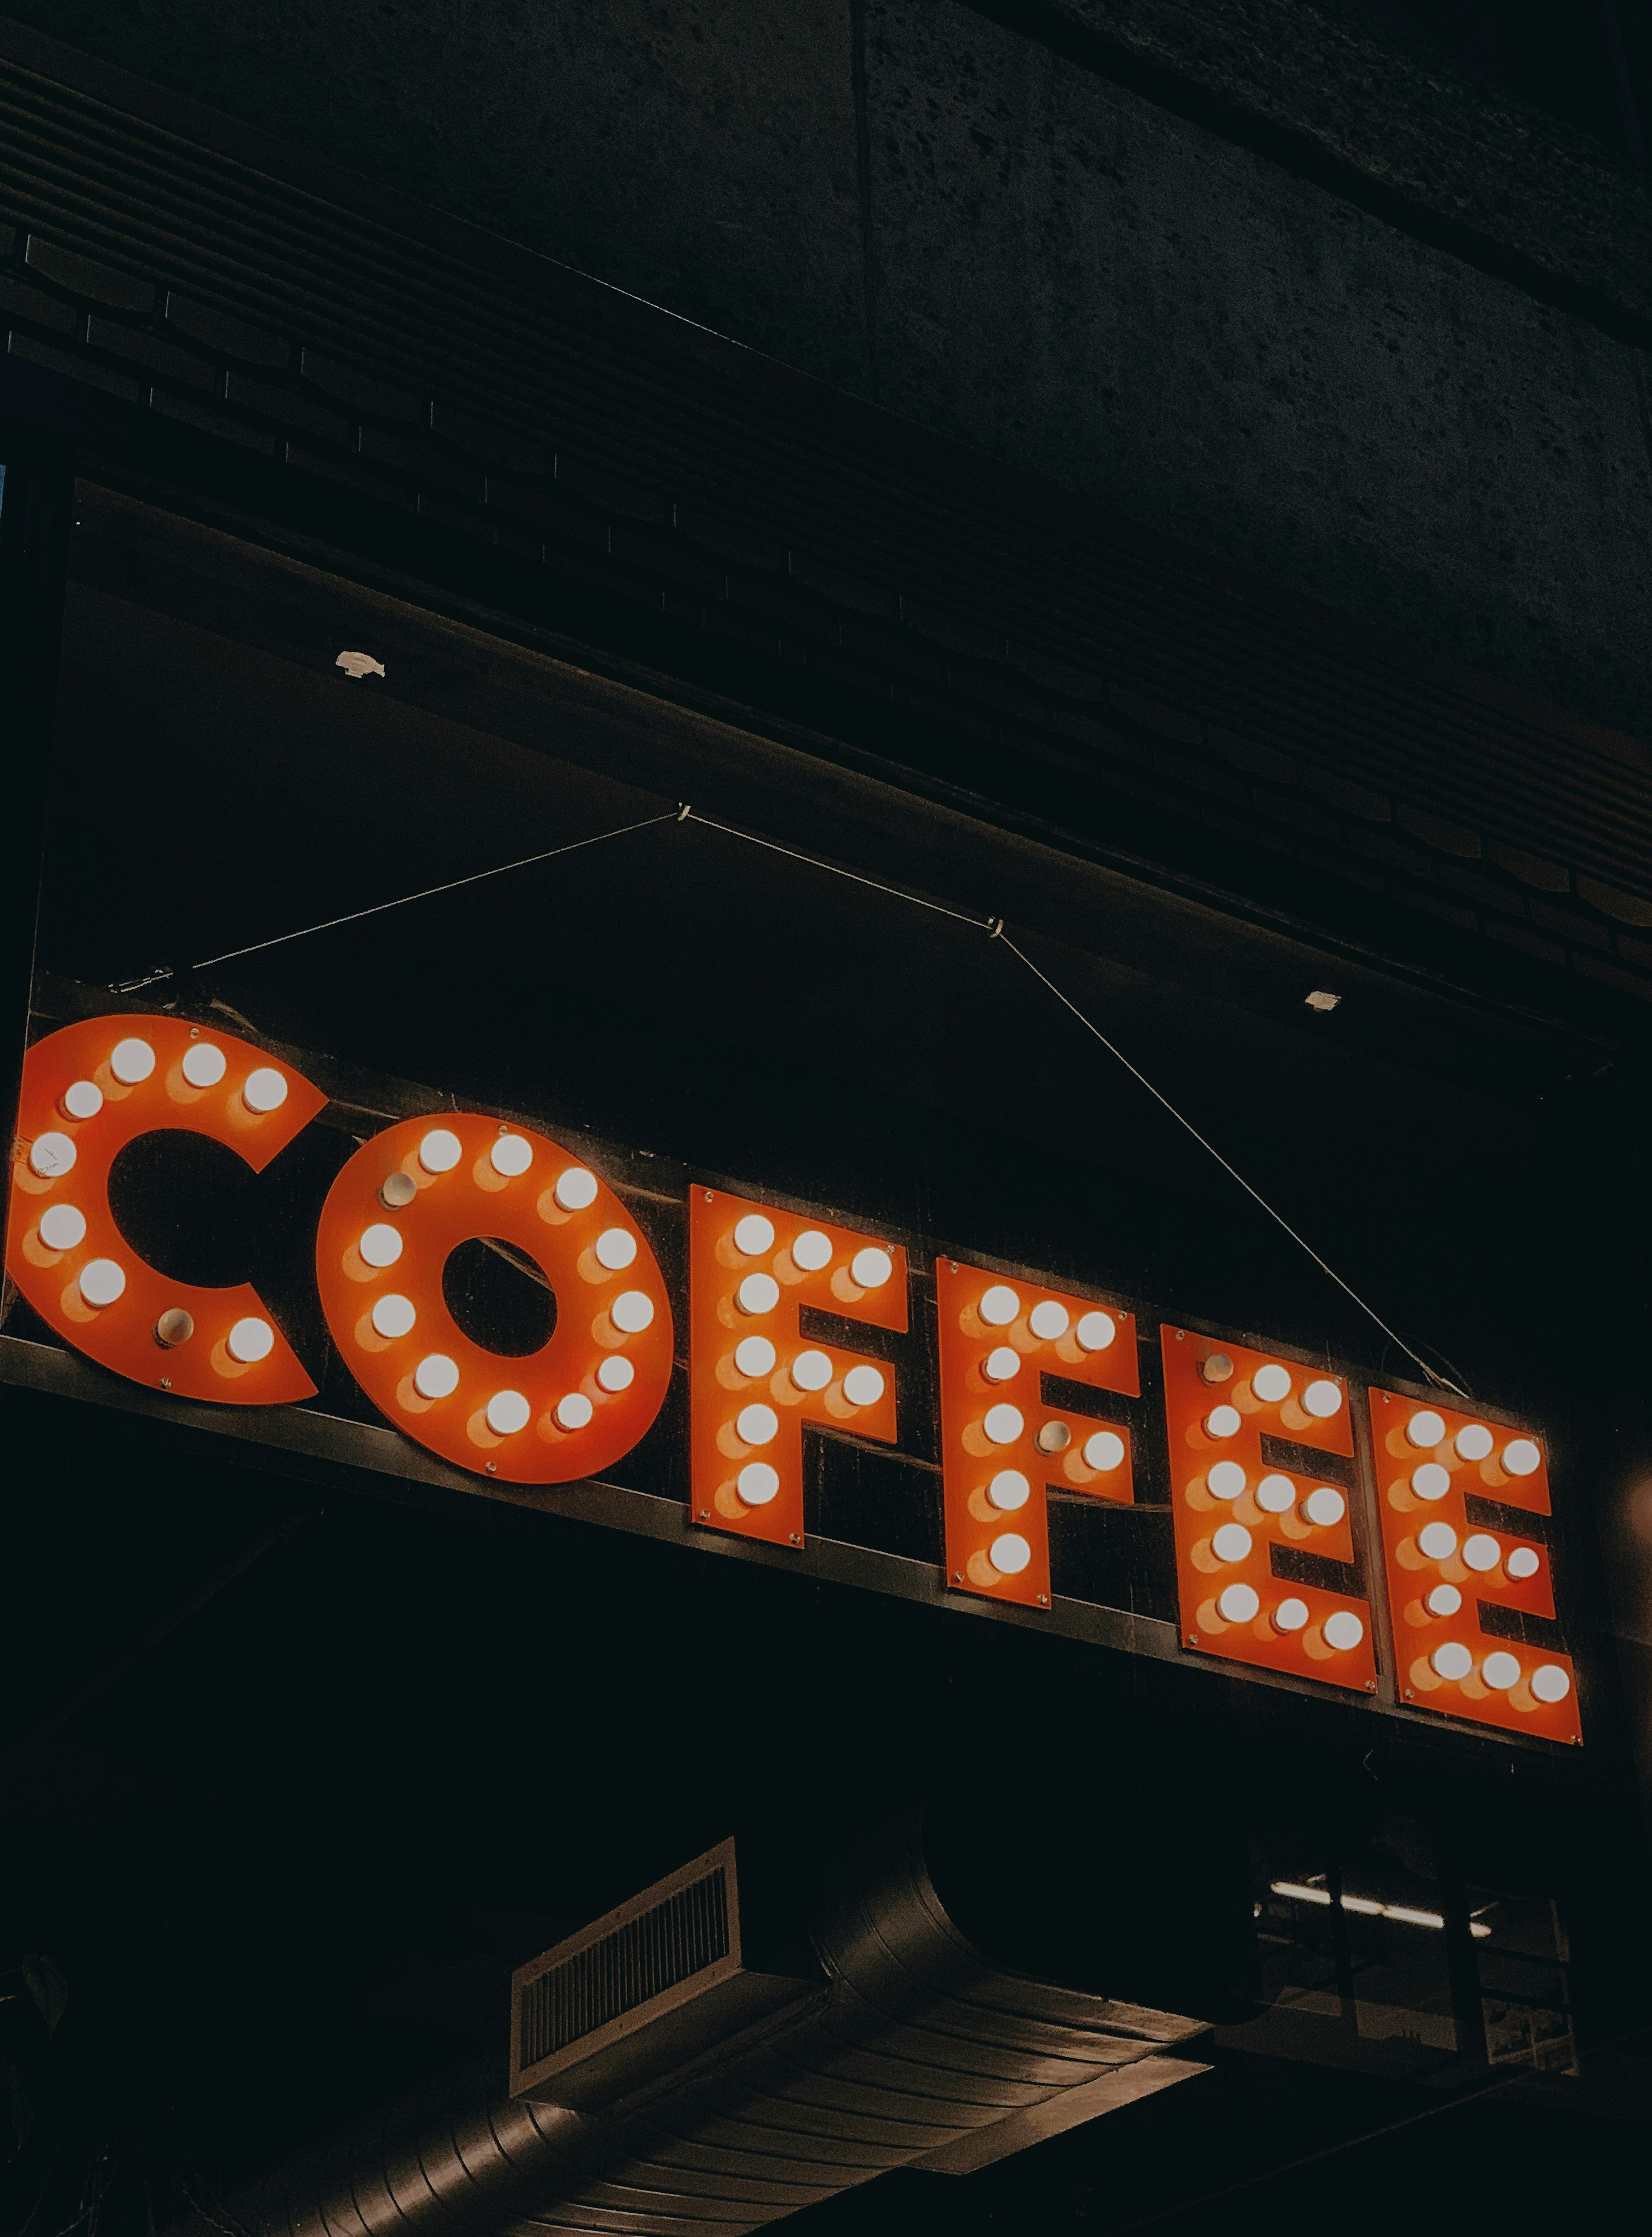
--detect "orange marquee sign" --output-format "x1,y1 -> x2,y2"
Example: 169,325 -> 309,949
5,1013 -> 1580,1743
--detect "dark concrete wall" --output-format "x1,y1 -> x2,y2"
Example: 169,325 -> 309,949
8,0 -> 1650,734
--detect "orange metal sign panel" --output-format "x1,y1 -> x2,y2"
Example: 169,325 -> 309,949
315,1115 -> 672,1483
935,1259 -> 1138,1608
688,1188 -> 906,1548
6,1014 -> 324,1404
1368,1387 -> 1577,1743
1163,1327 -> 1375,1692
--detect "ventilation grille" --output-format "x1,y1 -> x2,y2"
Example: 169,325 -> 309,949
519,1866 -> 730,2068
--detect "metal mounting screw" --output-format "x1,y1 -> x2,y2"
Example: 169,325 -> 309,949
1187,1632 -> 1198,1645
1365,1679 -> 1377,1692
788,1532 -> 800,1545
1037,1593 -> 1049,1607
188,1026 -> 201,1039
698,1509 -> 710,1520
1405,1688 -> 1415,1700
705,1190 -> 714,1202
486,1462 -> 497,1474
952,1572 -> 963,1584
159,1376 -> 171,1391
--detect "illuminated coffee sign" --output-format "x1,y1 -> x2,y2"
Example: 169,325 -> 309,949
7,1013 -> 1579,1743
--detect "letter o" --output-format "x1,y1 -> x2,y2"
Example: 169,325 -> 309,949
315,1115 -> 672,1482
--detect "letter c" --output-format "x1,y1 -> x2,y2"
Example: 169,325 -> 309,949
6,1013 -> 325,1402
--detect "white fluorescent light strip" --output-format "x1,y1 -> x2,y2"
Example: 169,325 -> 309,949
1270,1881 -> 1490,1937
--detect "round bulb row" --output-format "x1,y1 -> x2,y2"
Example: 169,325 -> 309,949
1213,1585 -> 1363,1649
1405,1409 -> 1539,1477
1204,1464 -> 1344,1526
974,1284 -> 1116,1353
1426,1642 -> 1570,1700
32,1047 -> 290,1187
978,1404 -> 1124,1474
729,1213 -> 893,1293
729,1339 -> 886,1411
1200,1353 -> 1343,1419
1204,1379 -> 1342,1439
1414,1522 -> 1539,1580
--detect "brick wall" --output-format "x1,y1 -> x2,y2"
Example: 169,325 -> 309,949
5,172 -> 1652,1020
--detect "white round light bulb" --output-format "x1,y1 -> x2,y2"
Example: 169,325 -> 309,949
78,1258 -> 125,1308
181,1042 -> 227,1089
1502,1438 -> 1541,1477
843,1364 -> 885,1408
1212,1522 -> 1253,1564
1407,1409 -> 1447,1448
987,1470 -> 1030,1511
989,1532 -> 1032,1577
595,1226 -> 637,1271
1411,1463 -> 1451,1501
1273,1597 -> 1310,1634
371,1293 -> 416,1339
1455,1423 -> 1494,1462
1075,1310 -> 1116,1353
734,1214 -> 775,1257
1417,1521 -> 1458,1562
227,1316 -> 274,1364
1218,1582 -> 1261,1625
110,1036 -> 156,1084
792,1229 -> 833,1273
486,1390 -> 531,1436
790,1349 -> 833,1393
1322,1610 -> 1365,1652
1252,1362 -> 1292,1404
38,1203 -> 87,1252
597,1356 -> 634,1393
358,1223 -> 404,1269
417,1127 -> 462,1173
982,1345 -> 1021,1383
851,1247 -> 893,1290
737,1462 -> 779,1506
1505,1546 -> 1540,1580
1029,1300 -> 1069,1342
1303,1486 -> 1346,1528
490,1135 -> 532,1178
736,1273 -> 780,1316
737,1403 -> 779,1447
1205,1404 -> 1241,1439
554,1392 -> 594,1431
554,1167 -> 599,1212
1207,1460 -> 1247,1501
1255,1473 -> 1296,1514
1302,1379 -> 1343,1419
1431,1640 -> 1473,1682
983,1403 -> 1024,1447
242,1067 -> 288,1114
413,1353 -> 460,1400
1481,1651 -> 1521,1692
734,1336 -> 776,1378
29,1131 -> 76,1179
1425,1583 -> 1462,1617
978,1285 -> 1020,1328
1530,1663 -> 1571,1704
1083,1430 -> 1124,1473
611,1290 -> 655,1333
1461,1533 -> 1502,1574
61,1078 -> 104,1119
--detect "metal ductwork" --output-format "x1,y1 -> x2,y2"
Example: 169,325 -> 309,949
179,1821 -> 1211,2237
